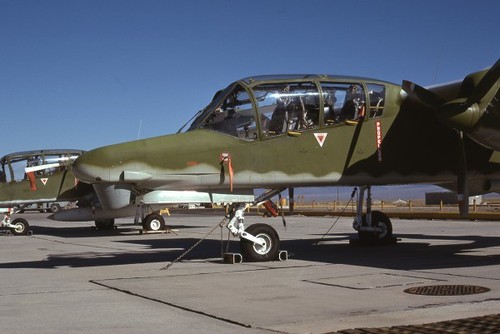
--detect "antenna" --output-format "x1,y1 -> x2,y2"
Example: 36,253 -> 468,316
137,119 -> 143,140
433,45 -> 444,85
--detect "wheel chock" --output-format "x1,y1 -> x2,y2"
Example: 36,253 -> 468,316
223,253 -> 243,264
278,250 -> 288,261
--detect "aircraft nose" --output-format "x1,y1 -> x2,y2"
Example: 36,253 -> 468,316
73,152 -> 107,183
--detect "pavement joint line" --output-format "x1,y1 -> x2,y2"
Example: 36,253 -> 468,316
90,262 -> 329,284
89,279 -> 253,329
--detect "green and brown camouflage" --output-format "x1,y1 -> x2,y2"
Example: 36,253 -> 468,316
73,61 -> 500,213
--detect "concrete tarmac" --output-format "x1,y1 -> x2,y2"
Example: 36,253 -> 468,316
1,212 -> 500,333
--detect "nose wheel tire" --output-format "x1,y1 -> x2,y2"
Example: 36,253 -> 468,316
143,213 -> 166,231
10,218 -> 29,235
240,223 -> 280,262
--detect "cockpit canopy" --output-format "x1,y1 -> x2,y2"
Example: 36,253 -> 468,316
182,74 -> 390,140
0,149 -> 84,183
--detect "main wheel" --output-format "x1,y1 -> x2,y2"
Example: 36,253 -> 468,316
240,223 -> 280,262
143,213 -> 166,231
10,218 -> 30,235
358,210 -> 393,241
95,219 -> 115,230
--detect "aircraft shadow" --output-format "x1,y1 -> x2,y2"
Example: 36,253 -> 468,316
289,233 -> 500,271
1,232 -> 500,271
0,238 -> 238,269
27,225 -> 206,238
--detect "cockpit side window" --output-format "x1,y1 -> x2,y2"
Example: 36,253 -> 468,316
253,82 -> 320,136
321,83 -> 366,125
199,84 -> 258,140
367,84 -> 385,117
10,158 -> 32,182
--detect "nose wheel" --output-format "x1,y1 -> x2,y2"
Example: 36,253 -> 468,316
1,216 -> 30,236
240,223 -> 280,262
10,218 -> 30,235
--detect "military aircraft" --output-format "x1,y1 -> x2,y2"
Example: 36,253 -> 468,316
0,149 -> 91,234
72,59 -> 500,261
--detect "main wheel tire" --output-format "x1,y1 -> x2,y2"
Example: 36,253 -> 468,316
10,218 -> 30,235
95,219 -> 115,230
358,210 -> 393,241
143,213 -> 166,231
240,223 -> 280,262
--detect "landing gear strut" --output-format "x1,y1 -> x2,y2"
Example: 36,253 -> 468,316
352,186 -> 394,243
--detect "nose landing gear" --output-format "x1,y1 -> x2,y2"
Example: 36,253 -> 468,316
1,211 -> 30,235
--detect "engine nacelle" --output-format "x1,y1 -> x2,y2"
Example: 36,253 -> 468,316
93,183 -> 133,210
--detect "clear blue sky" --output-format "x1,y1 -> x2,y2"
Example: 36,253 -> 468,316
1,0 -> 499,154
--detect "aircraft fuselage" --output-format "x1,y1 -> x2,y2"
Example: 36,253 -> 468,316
73,73 -> 500,210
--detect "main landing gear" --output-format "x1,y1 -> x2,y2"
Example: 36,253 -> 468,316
92,204 -> 168,231
352,186 -> 395,244
134,204 -> 166,232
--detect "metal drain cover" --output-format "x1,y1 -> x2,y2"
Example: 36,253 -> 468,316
404,284 -> 490,296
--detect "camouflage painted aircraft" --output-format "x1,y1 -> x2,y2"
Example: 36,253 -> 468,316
0,149 -> 91,234
72,59 -> 500,261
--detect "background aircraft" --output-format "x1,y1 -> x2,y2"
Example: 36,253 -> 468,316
68,60 -> 499,261
0,149 -> 90,234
